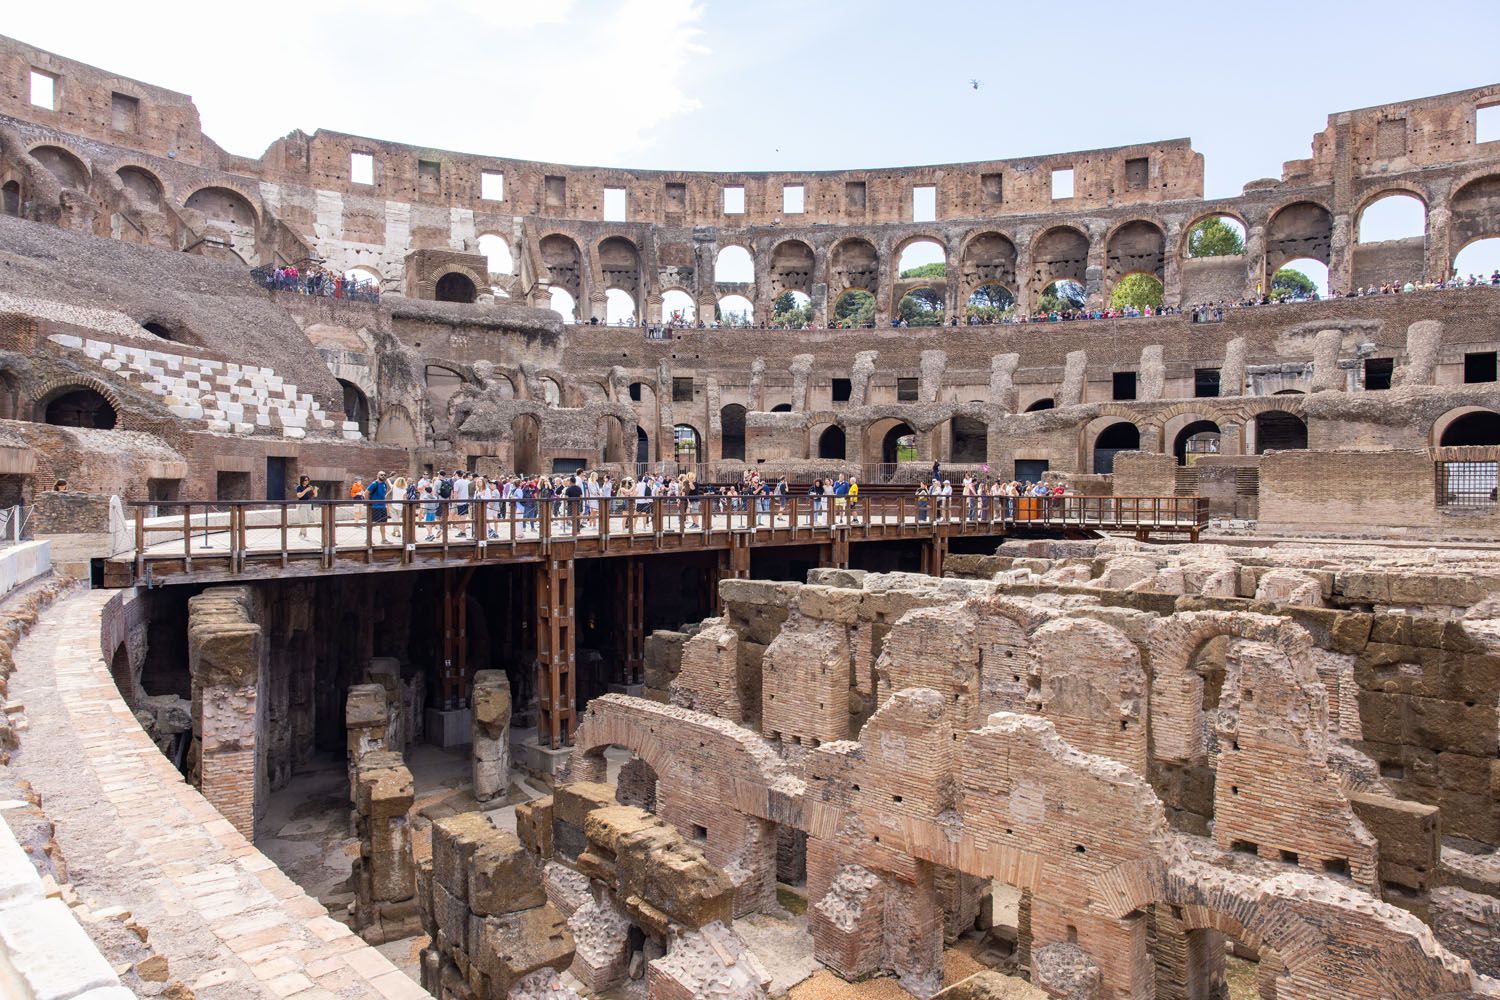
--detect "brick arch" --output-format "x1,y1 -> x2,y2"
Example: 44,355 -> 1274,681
1353,182 -> 1431,216
181,182 -> 260,224
1180,208 -> 1251,257
31,374 -> 125,413
1146,611 -> 1314,765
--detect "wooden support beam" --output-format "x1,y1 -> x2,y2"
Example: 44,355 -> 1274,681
535,556 -> 577,749
921,534 -> 948,578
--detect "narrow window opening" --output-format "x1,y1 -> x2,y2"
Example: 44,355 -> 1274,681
1231,839 -> 1258,855
350,152 -> 374,185
912,185 -> 936,222
603,187 -> 627,222
723,185 -> 745,214
1051,168 -> 1075,200
782,184 -> 805,214
1364,357 -> 1394,390
1478,104 -> 1500,144
29,70 -> 56,110
481,170 -> 504,201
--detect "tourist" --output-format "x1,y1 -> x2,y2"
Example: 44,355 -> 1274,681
388,476 -> 407,539
451,471 -> 471,538
847,476 -> 860,521
808,478 -> 826,525
916,482 -> 930,523
294,475 -> 318,540
366,472 -> 391,543
420,485 -> 439,540
832,473 -> 849,522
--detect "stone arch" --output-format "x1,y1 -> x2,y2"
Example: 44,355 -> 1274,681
1147,611 -> 1314,765
476,232 -> 514,277
830,237 -> 878,294
714,244 -> 755,284
597,235 -> 641,306
1105,219 -> 1166,283
816,423 -> 846,460
1435,406 -> 1500,447
866,418 -> 918,468
336,378 -> 369,436
183,185 -> 258,263
1355,187 -> 1428,243
769,238 -> 815,296
1172,419 -> 1222,466
720,403 -> 747,461
1254,410 -> 1307,453
959,230 -> 1018,293
28,145 -> 89,189
36,381 -> 119,429
539,233 -> 583,299
1450,173 -> 1500,259
1181,210 -> 1250,258
672,422 -> 703,465
1265,200 -> 1333,272
511,413 -> 541,473
1090,420 -> 1140,475
115,165 -> 164,209
1029,225 -> 1090,297
1024,397 -> 1055,412
434,271 -> 478,303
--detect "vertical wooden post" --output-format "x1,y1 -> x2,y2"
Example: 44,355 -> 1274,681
921,534 -> 947,577
535,556 -> 576,748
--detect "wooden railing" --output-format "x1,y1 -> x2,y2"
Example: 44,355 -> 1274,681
122,495 -> 1209,583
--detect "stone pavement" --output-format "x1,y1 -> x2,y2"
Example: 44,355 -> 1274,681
9,588 -> 428,1000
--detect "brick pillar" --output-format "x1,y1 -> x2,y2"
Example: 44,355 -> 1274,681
188,586 -> 266,841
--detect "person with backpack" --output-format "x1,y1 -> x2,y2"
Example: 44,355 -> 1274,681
366,471 -> 391,544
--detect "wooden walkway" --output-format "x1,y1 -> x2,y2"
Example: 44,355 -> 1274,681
108,495 -> 1208,588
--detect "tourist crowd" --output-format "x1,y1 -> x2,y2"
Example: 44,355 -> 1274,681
254,264 -> 381,304
635,269 -> 1500,336
302,465 -> 1074,542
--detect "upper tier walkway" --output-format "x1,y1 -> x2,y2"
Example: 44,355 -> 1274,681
107,495 -> 1208,587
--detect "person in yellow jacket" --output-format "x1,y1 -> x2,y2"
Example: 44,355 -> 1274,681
845,476 -> 859,522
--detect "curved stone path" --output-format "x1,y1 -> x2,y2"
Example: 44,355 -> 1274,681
9,589 -> 427,1000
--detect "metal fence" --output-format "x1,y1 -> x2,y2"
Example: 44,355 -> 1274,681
0,506 -> 30,546
1435,461 -> 1498,508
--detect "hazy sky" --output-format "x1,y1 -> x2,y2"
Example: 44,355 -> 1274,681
9,0 -> 1500,278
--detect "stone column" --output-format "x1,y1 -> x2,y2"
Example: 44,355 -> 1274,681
187,586 -> 266,841
352,750 -> 419,944
473,670 -> 512,803
345,683 -> 389,802
1161,221 -> 1184,307
366,656 -> 406,755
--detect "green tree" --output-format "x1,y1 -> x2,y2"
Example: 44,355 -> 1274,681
1037,280 -> 1086,314
899,261 -> 946,279
1110,273 -> 1164,310
771,291 -> 812,327
833,290 -> 875,327
898,289 -> 944,326
1187,216 -> 1246,257
966,284 -> 1015,322
1270,267 -> 1318,301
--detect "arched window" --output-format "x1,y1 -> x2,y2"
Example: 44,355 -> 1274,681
1025,398 -> 1055,412
435,272 -> 477,303
41,386 -> 117,429
337,378 -> 369,436
477,234 -> 513,276
716,295 -> 754,327
882,423 -> 917,466
1453,238 -> 1500,281
1440,411 -> 1500,447
1272,259 -> 1328,300
549,287 -> 578,323
720,404 -> 746,461
673,424 -> 701,464
1092,422 -> 1139,474
605,288 -> 637,326
818,425 -> 846,460
1358,193 -> 1426,243
661,289 -> 696,324
1254,411 -> 1307,453
1174,420 -> 1221,466
714,246 -> 754,283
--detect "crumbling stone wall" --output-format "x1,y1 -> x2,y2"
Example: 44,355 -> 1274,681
186,585 -> 265,839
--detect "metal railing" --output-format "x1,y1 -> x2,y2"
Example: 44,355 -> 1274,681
123,495 -> 1208,581
0,505 -> 29,546
1435,460 -> 1498,509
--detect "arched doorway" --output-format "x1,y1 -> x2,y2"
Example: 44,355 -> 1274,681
1440,410 -> 1500,446
337,378 -> 370,436
1092,422 -> 1139,474
435,272 -> 477,303
720,404 -> 746,461
1254,412 -> 1306,453
1174,420 -> 1222,465
41,386 -> 117,429
1,181 -> 19,217
881,423 -> 917,466
673,424 -> 702,467
635,426 -> 650,467
818,425 -> 846,460
1025,398 -> 1055,412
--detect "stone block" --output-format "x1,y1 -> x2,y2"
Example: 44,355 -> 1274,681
468,830 -> 546,917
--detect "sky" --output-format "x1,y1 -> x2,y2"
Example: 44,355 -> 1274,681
8,0 -> 1500,280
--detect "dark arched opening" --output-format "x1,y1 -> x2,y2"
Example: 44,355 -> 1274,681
1441,411 -> 1500,447
1174,420 -> 1222,466
818,425 -> 846,460
42,387 -> 117,429
2,181 -> 19,217
141,321 -> 174,340
771,403 -> 793,413
635,425 -> 650,467
435,272 -> 478,303
881,423 -> 917,466
1092,422 -> 1139,475
337,378 -> 370,436
1254,411 -> 1307,453
1025,398 -> 1055,412
720,404 -> 746,461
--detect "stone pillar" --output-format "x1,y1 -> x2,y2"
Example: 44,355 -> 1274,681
1309,329 -> 1346,392
351,750 -> 419,944
1161,221 -> 1184,307
187,586 -> 266,841
366,656 -> 406,755
473,670 -> 512,803
346,683 -> 389,802
1425,203 -> 1453,283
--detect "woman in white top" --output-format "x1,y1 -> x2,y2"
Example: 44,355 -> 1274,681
941,479 -> 954,521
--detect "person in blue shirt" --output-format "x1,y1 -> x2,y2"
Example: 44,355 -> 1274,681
365,471 -> 391,544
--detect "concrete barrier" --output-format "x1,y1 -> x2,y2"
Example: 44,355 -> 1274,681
0,542 -> 50,597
